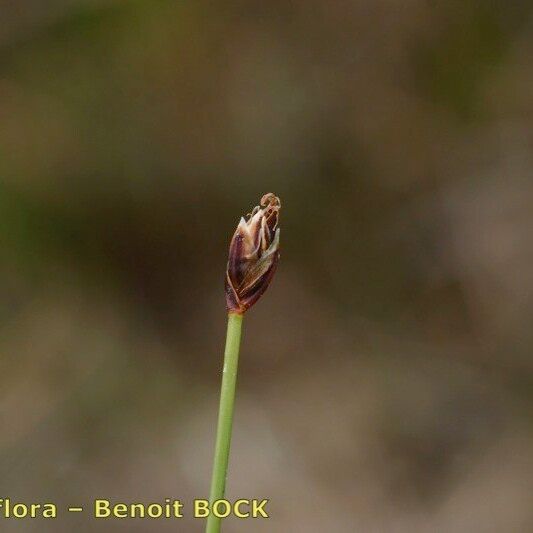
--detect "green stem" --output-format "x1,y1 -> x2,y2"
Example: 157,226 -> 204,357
206,312 -> 243,533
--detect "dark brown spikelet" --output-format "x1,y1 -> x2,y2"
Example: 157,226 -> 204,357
225,193 -> 281,314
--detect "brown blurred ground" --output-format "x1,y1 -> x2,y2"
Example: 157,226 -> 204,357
1,1 -> 533,532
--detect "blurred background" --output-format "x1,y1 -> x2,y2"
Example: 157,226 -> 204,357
1,1 -> 533,531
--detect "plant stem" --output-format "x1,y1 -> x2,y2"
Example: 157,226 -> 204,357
206,312 -> 243,533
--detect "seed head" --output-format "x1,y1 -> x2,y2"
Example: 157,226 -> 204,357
225,193 -> 281,314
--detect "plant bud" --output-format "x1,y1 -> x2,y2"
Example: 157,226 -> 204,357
225,193 -> 281,314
